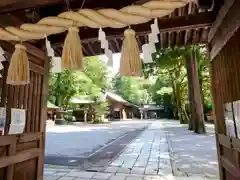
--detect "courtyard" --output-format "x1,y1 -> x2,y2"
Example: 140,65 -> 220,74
44,119 -> 219,180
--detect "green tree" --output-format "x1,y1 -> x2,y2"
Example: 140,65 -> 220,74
48,56 -> 108,110
111,75 -> 152,105
180,45 -> 208,133
152,47 -> 189,123
48,70 -> 79,108
147,45 -> 210,134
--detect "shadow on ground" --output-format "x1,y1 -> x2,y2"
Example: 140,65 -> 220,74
44,121 -> 151,169
162,120 -> 219,178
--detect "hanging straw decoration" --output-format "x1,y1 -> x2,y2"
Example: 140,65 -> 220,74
62,27 -> 83,70
7,44 -> 30,85
120,28 -> 142,77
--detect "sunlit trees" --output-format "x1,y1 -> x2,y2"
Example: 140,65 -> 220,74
48,45 -> 211,129
48,56 -> 109,122
148,45 -> 210,134
111,75 -> 153,105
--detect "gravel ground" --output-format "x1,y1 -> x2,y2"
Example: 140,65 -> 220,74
45,120 -> 152,158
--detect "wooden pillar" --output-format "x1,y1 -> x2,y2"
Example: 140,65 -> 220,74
209,55 -> 226,180
192,48 -> 206,134
37,58 -> 50,180
186,52 -> 196,130
140,108 -> 143,120
186,48 -> 206,133
84,109 -> 88,124
208,0 -> 240,179
122,108 -> 127,120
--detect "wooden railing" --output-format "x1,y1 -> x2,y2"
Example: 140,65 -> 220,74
0,133 -> 42,180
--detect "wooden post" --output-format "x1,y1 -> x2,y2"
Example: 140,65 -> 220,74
122,108 -> 127,120
37,58 -> 50,180
191,48 -> 206,134
185,47 -> 206,133
209,52 -> 225,180
185,54 -> 195,130
140,108 -> 143,120
6,142 -> 16,180
84,109 -> 87,124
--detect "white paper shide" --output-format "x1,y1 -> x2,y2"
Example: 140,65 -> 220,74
51,57 -> 62,73
0,107 -> 6,135
9,108 -> 26,134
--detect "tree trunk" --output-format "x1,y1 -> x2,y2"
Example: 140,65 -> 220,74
170,70 -> 187,123
198,66 -> 207,121
191,48 -> 206,134
186,55 -> 195,130
175,83 -> 184,123
55,95 -> 62,107
170,73 -> 178,119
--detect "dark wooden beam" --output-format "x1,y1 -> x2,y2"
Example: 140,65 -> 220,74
0,14 -> 24,27
158,33 -> 162,49
54,48 -> 62,57
168,32 -> 171,48
136,36 -> 141,50
87,42 -> 95,56
113,39 -> 121,52
200,28 -> 208,42
176,31 -> 180,46
208,0 -> 235,42
81,44 -> 89,56
0,0 -> 63,14
162,32 -> 168,48
184,29 -> 190,45
0,0 -> 143,14
144,34 -> 148,44
192,28 -> 200,44
179,31 -> 184,46
198,0 -> 214,10
108,41 -> 116,53
210,0 -> 240,60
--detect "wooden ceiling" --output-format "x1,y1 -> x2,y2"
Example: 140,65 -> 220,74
0,0 -> 221,56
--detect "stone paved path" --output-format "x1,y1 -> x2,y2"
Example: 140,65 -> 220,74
162,120 -> 219,178
44,120 -> 219,180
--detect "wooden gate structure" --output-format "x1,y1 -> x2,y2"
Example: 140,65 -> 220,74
0,0 -> 239,179
0,42 -> 49,180
209,1 -> 240,179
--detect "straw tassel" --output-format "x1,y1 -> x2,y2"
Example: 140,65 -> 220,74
7,44 -> 30,85
120,29 -> 142,76
62,27 -> 83,70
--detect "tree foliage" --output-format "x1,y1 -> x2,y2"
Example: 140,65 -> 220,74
48,56 -> 108,109
48,45 -> 211,128
144,45 -> 211,132
111,75 -> 153,105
